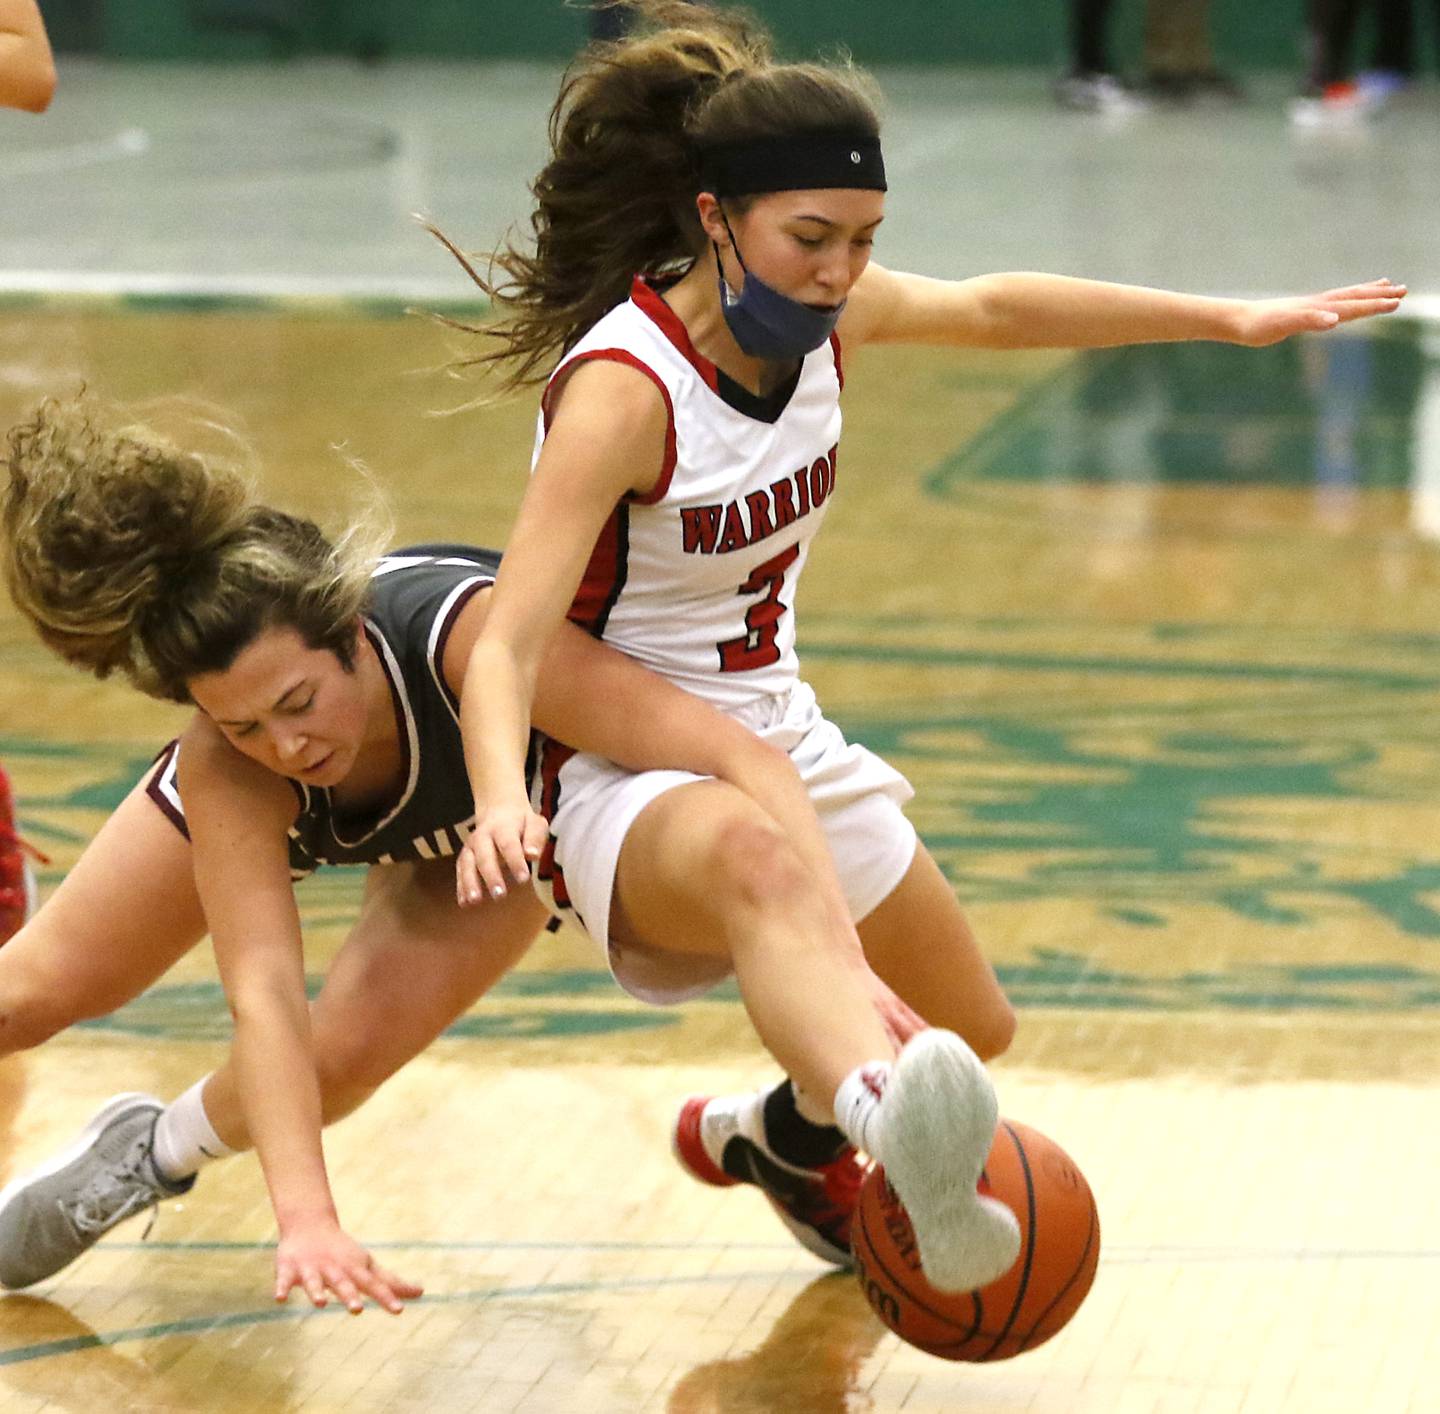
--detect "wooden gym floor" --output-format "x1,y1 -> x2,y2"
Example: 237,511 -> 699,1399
1,58 -> 1438,1414
0,305 -> 1435,1413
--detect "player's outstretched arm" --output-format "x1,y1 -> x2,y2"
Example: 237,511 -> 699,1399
456,359 -> 670,903
176,719 -> 424,1313
0,0 -> 56,113
842,264 -> 1407,351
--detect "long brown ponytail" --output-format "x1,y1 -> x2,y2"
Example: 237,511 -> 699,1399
436,1 -> 881,394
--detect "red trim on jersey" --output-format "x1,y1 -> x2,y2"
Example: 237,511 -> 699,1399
534,738 -> 576,910
829,330 -> 844,391
629,276 -> 721,395
568,503 -> 629,639
543,346 -> 677,506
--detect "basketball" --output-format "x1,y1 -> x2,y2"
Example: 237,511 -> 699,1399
851,1118 -> 1100,1362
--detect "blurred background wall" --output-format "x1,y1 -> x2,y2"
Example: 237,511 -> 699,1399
36,1 -> 1327,70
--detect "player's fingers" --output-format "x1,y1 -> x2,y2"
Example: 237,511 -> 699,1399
456,845 -> 483,906
470,832 -> 509,898
1330,296 -> 1404,322
302,1269 -> 330,1308
354,1266 -> 407,1315
327,1268 -> 365,1315
1321,279 -> 1403,301
498,830 -> 532,886
894,996 -> 927,1035
521,811 -> 549,863
274,1261 -> 298,1304
372,1262 -> 425,1300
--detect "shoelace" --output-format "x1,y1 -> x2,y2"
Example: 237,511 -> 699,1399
67,1141 -> 166,1236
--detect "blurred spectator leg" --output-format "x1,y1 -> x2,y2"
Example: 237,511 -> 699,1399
1359,0 -> 1415,101
1293,0 -> 1371,125
1143,0 -> 1244,101
1055,0 -> 1143,112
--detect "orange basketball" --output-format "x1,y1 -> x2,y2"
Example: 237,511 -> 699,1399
851,1118 -> 1100,1361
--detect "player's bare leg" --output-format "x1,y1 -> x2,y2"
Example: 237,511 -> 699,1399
619,780 -> 1018,1291
189,857 -> 547,1152
0,772 -> 206,1055
855,843 -> 1016,1062
0,772 -> 208,1288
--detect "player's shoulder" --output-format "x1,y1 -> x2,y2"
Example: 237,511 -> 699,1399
837,262 -> 906,345
544,350 -> 673,437
174,716 -> 297,823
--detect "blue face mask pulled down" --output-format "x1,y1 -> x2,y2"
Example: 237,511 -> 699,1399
714,240 -> 844,362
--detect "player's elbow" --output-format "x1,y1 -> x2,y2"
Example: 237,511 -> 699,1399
12,63 -> 57,113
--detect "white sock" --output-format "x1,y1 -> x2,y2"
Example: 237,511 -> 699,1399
832,1060 -> 893,1158
151,1076 -> 236,1182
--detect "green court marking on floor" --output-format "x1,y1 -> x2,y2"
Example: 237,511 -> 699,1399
922,328 -> 1431,496
0,1268 -> 804,1369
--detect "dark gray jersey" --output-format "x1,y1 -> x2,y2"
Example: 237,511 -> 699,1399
148,544 -> 504,877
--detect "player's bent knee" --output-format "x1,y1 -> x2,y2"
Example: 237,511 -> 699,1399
700,813 -> 820,917
316,1077 -> 379,1127
314,1048 -> 384,1122
972,998 -> 1018,1061
313,1023 -> 403,1114
0,984 -> 76,1053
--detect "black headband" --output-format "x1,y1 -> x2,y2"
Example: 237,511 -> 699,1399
697,131 -> 887,198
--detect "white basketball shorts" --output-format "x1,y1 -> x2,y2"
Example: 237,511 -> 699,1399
529,680 -> 916,1004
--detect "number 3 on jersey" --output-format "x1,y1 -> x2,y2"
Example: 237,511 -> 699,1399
717,544 -> 801,672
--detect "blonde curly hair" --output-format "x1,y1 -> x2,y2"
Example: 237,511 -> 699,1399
2,397 -> 385,704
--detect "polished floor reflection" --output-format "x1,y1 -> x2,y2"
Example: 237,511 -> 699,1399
1,305 -> 1438,1407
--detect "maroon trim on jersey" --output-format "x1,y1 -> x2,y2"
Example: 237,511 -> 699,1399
829,330 -> 844,391
144,738 -> 305,841
431,577 -> 492,717
543,346 -> 677,506
534,737 -> 576,911
323,620 -> 415,851
568,502 -> 630,639
144,740 -> 190,840
630,276 -> 720,394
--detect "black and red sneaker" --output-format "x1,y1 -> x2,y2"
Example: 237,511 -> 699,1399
673,1093 -> 868,1266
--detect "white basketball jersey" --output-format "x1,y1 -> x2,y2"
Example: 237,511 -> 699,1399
534,276 -> 844,710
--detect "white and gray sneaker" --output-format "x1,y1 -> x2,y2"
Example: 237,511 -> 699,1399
0,1093 -> 195,1289
873,1029 -> 1022,1293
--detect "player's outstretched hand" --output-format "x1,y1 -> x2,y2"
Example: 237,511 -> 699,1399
275,1219 -> 424,1315
1232,278 -> 1407,347
857,963 -> 928,1050
456,802 -> 548,904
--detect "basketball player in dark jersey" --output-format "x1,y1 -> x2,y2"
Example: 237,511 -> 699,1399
0,397 -> 918,1311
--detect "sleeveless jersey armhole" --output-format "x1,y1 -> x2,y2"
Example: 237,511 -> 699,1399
542,348 -> 678,506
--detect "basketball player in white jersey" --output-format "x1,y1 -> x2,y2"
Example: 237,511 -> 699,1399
0,397 -> 917,1310
442,1 -> 1405,1293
